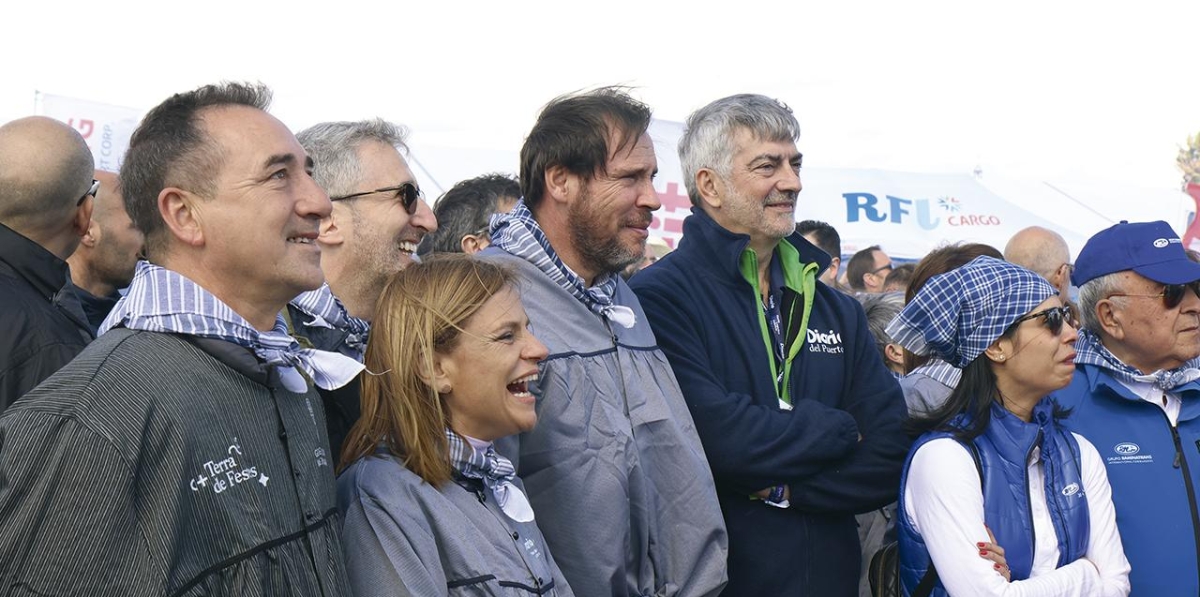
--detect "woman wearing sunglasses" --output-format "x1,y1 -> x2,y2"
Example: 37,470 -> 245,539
887,256 -> 1130,596
337,256 -> 574,596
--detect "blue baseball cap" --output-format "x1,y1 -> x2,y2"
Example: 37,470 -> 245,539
1072,220 -> 1200,287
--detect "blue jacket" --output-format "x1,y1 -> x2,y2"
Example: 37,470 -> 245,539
897,402 -> 1090,596
1052,362 -> 1200,597
630,208 -> 909,596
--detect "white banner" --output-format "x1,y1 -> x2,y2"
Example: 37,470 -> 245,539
36,93 -> 142,173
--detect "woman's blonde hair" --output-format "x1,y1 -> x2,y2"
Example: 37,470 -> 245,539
338,254 -> 517,485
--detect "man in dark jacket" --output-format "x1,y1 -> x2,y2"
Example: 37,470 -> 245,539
0,116 -> 97,410
630,94 -> 910,596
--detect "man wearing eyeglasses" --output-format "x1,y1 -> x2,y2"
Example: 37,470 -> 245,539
1052,220 -> 1200,597
630,94 -> 908,595
67,169 -> 146,332
846,244 -> 893,293
0,116 -> 97,411
292,119 -> 437,462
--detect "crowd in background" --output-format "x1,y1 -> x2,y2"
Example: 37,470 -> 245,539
0,81 -> 1197,597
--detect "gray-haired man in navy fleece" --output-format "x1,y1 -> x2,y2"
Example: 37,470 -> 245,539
631,93 -> 909,596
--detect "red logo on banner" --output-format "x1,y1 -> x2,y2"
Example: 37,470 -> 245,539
66,118 -> 95,139
649,182 -> 691,248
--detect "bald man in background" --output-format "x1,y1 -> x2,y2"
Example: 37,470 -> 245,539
0,116 -> 97,410
1004,226 -> 1073,298
67,170 -> 145,332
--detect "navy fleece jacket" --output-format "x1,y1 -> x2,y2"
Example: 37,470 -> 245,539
631,207 -> 910,596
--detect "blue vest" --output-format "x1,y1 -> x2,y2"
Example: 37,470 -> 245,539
897,401 -> 1091,596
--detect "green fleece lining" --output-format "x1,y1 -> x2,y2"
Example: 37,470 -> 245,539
738,240 -> 819,404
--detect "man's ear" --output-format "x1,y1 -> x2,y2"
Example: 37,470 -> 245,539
71,197 -> 94,239
694,168 -> 724,210
158,187 -> 204,247
884,342 -> 906,368
78,215 -> 100,248
318,210 -> 344,247
460,233 -> 489,255
1095,300 -> 1124,340
544,165 -> 576,207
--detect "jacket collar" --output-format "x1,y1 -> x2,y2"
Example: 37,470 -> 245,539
1077,361 -> 1200,421
0,221 -> 72,300
677,206 -> 831,281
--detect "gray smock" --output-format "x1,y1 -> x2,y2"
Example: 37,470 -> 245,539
339,448 -> 573,596
0,329 -> 348,596
482,250 -> 729,597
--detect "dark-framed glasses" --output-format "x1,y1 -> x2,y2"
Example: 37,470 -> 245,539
871,263 -> 894,275
78,179 -> 99,206
1010,305 -> 1073,336
1108,282 -> 1200,310
329,182 -> 421,215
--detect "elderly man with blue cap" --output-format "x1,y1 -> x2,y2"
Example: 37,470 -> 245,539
1053,220 -> 1200,597
890,255 -> 1130,596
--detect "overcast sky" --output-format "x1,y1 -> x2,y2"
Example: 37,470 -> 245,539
5,0 -> 1198,192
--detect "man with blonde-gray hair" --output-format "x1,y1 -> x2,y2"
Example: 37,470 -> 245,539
293,118 -> 437,460
631,93 -> 908,595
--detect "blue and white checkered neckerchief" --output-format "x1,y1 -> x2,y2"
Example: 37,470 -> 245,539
489,200 -> 636,328
887,256 -> 1055,368
290,283 -> 370,362
446,429 -> 534,522
1074,328 -> 1200,391
100,261 -> 364,393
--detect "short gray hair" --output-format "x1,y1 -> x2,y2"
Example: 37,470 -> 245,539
678,94 -> 800,206
857,292 -> 905,361
1078,272 -> 1125,333
297,119 -> 409,198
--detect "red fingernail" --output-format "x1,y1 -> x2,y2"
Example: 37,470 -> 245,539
979,550 -> 987,556
977,542 -> 986,548
994,563 -> 1002,570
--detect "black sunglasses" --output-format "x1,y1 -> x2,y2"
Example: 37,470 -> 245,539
1010,305 -> 1074,336
329,182 -> 421,215
1108,282 -> 1200,310
78,179 -> 99,206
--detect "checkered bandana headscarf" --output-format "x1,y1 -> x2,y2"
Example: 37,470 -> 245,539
886,256 -> 1056,368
